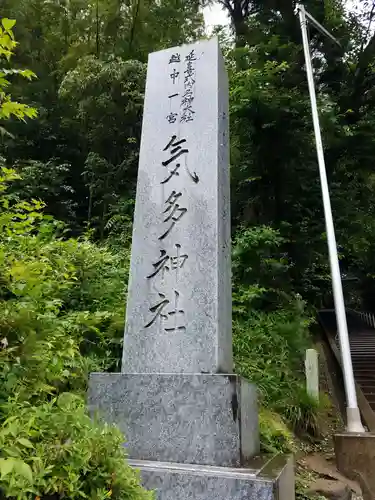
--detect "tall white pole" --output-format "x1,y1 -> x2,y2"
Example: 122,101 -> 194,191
296,4 -> 365,433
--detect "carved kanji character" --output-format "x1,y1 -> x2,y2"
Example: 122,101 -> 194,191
169,53 -> 181,64
170,68 -> 179,83
159,191 -> 187,240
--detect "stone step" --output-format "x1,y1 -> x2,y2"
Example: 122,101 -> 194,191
128,455 -> 295,500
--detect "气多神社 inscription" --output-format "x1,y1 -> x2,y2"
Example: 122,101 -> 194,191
121,39 -> 232,374
142,51 -> 198,335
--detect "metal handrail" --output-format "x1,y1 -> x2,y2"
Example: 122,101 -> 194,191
346,308 -> 375,329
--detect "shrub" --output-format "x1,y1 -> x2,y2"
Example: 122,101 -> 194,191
232,226 -> 291,311
282,388 -> 320,437
231,224 -> 321,436
0,25 -> 147,500
0,170 -> 148,499
0,394 -> 152,500
0,168 -> 129,404
233,297 -> 319,432
259,408 -> 296,454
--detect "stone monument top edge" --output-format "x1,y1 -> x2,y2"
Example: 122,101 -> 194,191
147,36 -> 222,58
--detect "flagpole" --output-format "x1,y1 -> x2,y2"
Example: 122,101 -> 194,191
295,3 -> 365,433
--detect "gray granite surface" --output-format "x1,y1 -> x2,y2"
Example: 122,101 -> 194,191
87,37 -> 295,498
128,456 -> 295,500
122,38 -> 232,374
88,372 -> 259,466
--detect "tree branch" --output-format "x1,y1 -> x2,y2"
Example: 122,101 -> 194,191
360,0 -> 375,54
242,0 -> 251,16
129,0 -> 141,54
218,0 -> 234,16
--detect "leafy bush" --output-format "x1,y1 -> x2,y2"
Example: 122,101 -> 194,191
282,388 -> 320,437
0,394 -> 152,500
259,408 -> 295,454
0,18 -> 37,137
0,169 -> 148,499
0,167 -> 129,406
233,296 -> 318,433
232,226 -> 290,311
231,224 -> 321,436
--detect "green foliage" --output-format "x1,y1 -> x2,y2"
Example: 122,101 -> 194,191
59,56 -> 146,235
10,159 -> 76,223
282,389 -> 321,437
233,226 -> 287,285
234,304 -> 312,408
0,394 -> 152,499
235,307 -> 322,439
0,170 -> 145,498
0,169 -> 129,403
0,0 -> 204,232
232,223 -> 320,438
0,19 -> 37,134
258,408 -> 296,454
232,226 -> 290,311
0,19 -> 17,62
4,1 -> 375,486
0,25 -> 148,500
232,224 -> 317,432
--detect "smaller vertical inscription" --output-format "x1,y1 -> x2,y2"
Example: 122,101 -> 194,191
166,93 -> 179,124
180,49 -> 197,123
166,112 -> 178,124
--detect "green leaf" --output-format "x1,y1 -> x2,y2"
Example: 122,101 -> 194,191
19,69 -> 37,80
13,459 -> 33,483
0,457 -> 15,477
1,18 -> 16,31
17,438 -> 34,449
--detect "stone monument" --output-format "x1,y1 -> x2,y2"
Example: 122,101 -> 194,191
305,349 -> 319,402
88,37 -> 294,499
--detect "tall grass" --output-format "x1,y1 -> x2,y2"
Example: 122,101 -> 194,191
233,300 -> 320,441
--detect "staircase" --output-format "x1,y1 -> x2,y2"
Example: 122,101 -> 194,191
318,309 -> 375,425
346,311 -> 375,411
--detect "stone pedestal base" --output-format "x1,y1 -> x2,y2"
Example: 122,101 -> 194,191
88,372 -> 259,466
129,455 -> 295,500
334,432 -> 375,500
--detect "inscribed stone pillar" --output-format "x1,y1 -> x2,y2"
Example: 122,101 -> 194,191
89,40 -> 260,468
88,40 -> 296,499
121,38 -> 232,374
305,348 -> 319,402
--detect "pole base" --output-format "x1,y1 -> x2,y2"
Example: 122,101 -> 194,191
334,432 -> 375,497
346,407 -> 366,433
